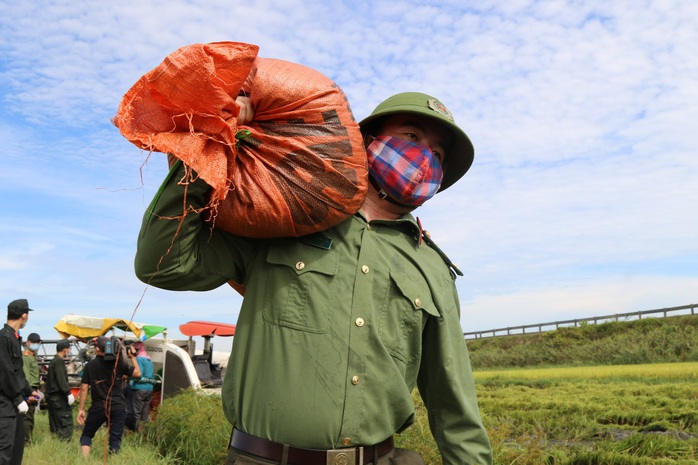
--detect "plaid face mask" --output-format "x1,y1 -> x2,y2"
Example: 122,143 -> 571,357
366,135 -> 444,207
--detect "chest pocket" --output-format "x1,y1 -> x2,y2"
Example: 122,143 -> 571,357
11,341 -> 22,364
378,270 -> 440,364
262,244 -> 339,333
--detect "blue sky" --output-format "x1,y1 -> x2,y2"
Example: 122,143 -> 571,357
2,0 -> 696,348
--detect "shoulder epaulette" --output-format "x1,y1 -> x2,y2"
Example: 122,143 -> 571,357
299,232 -> 333,250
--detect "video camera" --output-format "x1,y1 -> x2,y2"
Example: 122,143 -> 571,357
122,340 -> 138,357
89,336 -> 123,361
103,337 -> 121,361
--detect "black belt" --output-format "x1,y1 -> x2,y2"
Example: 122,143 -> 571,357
230,429 -> 394,465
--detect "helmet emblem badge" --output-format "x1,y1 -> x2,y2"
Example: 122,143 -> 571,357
427,98 -> 454,121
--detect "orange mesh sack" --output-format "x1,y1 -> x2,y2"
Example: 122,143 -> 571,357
114,41 -> 368,238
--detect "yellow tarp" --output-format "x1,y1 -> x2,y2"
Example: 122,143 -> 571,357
54,315 -> 166,340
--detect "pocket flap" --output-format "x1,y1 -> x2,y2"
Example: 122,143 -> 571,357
390,270 -> 440,317
266,243 -> 339,276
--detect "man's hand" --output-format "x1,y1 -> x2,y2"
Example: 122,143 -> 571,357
166,95 -> 253,170
167,153 -> 179,170
17,401 -> 28,414
77,409 -> 86,425
236,95 -> 254,125
26,390 -> 41,405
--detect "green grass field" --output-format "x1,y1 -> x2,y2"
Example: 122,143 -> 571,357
23,411 -> 176,465
475,362 -> 698,465
24,362 -> 697,464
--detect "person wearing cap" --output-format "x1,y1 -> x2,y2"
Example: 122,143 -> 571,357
45,339 -> 74,441
134,92 -> 492,465
0,299 -> 41,465
76,336 -> 140,457
22,332 -> 42,444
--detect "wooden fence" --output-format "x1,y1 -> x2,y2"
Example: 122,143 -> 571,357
463,303 -> 697,340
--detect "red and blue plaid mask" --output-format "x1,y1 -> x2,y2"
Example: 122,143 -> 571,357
366,135 -> 444,207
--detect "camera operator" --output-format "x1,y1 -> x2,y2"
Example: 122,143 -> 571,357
76,336 -> 140,458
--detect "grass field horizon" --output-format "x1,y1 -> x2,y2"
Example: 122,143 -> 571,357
24,315 -> 698,464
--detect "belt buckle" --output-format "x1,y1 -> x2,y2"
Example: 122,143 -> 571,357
326,447 -> 361,465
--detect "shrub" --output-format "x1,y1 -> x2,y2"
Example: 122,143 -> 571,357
143,389 -> 230,465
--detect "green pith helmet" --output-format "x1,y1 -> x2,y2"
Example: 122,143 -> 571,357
359,92 -> 474,191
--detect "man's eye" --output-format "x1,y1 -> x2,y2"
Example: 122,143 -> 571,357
433,151 -> 443,163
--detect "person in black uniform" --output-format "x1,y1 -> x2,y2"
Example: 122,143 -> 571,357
0,299 -> 40,465
45,339 -> 75,441
77,336 -> 140,457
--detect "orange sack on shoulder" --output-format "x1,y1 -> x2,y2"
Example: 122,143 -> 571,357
113,41 -> 368,238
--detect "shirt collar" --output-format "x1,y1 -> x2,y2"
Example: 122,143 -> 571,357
354,211 -> 422,244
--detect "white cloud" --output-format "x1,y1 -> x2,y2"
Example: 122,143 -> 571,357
1,0 -> 696,335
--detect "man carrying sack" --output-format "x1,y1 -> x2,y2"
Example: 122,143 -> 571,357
134,91 -> 492,465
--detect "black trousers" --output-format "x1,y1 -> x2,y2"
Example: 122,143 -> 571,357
0,414 -> 25,465
79,407 -> 127,453
23,403 -> 36,444
47,395 -> 74,441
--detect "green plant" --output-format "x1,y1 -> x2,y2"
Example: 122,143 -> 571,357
142,389 -> 230,465
468,315 -> 698,369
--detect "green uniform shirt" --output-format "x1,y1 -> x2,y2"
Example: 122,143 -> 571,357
22,349 -> 40,389
135,163 -> 492,465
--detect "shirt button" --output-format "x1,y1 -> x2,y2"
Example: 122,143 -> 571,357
367,225 -> 372,231
361,265 -> 369,274
414,298 -> 422,307
295,261 -> 305,271
351,375 -> 360,385
342,437 -> 352,446
355,318 -> 365,327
